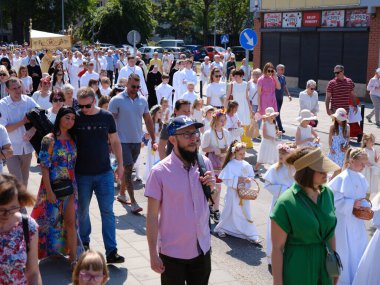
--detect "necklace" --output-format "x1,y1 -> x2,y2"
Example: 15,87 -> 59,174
215,129 -> 224,140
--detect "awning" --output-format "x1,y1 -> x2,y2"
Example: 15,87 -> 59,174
30,29 -> 71,50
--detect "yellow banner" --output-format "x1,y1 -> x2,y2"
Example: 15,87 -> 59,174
31,36 -> 71,50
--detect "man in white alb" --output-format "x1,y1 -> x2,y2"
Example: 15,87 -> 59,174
117,56 -> 148,96
80,62 -> 99,88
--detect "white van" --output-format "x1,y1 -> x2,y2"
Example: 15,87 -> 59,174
158,39 -> 185,47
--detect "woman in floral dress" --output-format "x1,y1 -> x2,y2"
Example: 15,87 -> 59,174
31,106 -> 83,267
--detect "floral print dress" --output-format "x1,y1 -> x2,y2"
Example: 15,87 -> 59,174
31,135 -> 83,259
328,125 -> 348,168
0,215 -> 38,285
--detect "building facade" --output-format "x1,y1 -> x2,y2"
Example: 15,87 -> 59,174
253,0 -> 380,98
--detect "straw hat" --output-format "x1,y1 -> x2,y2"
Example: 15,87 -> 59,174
294,148 -> 340,173
203,105 -> 215,113
331,108 -> 348,121
297,109 -> 317,123
262,107 -> 279,118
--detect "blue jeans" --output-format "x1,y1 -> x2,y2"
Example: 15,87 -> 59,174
76,170 -> 116,256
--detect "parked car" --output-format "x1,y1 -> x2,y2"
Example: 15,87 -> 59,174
183,45 -> 208,61
138,46 -> 164,62
158,39 -> 185,47
165,47 -> 191,59
231,46 -> 253,61
203,46 -> 226,61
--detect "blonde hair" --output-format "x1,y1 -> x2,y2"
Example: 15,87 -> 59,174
210,110 -> 226,130
192,98 -> 203,110
361,133 -> 375,148
251,68 -> 262,77
275,142 -> 296,170
222,140 -> 246,169
71,250 -> 109,285
342,148 -> 368,170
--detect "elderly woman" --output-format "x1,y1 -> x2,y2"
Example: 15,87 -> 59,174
0,173 -> 42,284
271,147 -> 341,285
0,66 -> 9,98
299,79 -> 319,127
366,68 -> 380,126
257,62 -> 281,115
62,83 -> 79,111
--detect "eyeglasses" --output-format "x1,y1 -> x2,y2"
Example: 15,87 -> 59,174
130,85 -> 140,89
79,271 -> 104,282
214,74 -> 221,78
57,73 -> 63,76
42,82 -> 50,85
310,88 -> 315,90
334,71 -> 342,75
78,101 -> 94,109
174,131 -> 200,140
267,69 -> 274,73
0,73 -> 6,77
0,206 -> 21,216
52,98 -> 64,103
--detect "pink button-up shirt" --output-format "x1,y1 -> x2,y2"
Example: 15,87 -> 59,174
145,152 -> 213,259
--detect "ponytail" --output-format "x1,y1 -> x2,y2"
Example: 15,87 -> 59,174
342,147 -> 368,171
342,148 -> 353,170
221,140 -> 246,169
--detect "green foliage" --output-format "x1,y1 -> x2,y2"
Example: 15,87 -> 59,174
217,0 -> 249,37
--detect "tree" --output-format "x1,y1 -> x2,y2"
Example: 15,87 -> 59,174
217,0 -> 249,39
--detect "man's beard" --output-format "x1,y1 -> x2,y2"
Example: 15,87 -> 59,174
178,144 -> 197,165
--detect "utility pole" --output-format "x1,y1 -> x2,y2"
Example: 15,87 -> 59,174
61,0 -> 65,34
213,0 -> 217,58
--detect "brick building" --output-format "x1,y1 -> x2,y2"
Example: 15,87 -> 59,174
253,0 -> 380,98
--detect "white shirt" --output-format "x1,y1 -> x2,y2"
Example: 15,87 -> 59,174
155,83 -> 174,107
12,57 -> 22,73
299,90 -> 319,114
32,91 -> 52,110
100,86 -> 112,96
0,95 -> 38,155
206,82 -> 226,107
181,91 -> 198,105
211,62 -> 223,73
20,76 -> 33,94
80,71 -> 100,88
117,58 -> 127,71
367,77 -> 380,96
225,113 -> 240,129
173,69 -> 185,103
117,65 -> 148,95
21,56 -> 31,66
0,125 -> 10,172
90,58 -> 103,73
248,81 -> 258,105
180,69 -> 197,96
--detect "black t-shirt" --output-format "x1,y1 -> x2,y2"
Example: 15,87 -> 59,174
159,123 -> 174,156
75,109 -> 117,175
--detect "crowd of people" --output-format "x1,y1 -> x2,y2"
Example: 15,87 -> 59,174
0,42 -> 379,285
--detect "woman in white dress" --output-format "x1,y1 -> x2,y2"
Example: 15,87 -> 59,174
361,133 -> 380,197
201,109 -> 231,224
200,56 -> 211,93
144,105 -> 162,182
215,141 -> 260,244
263,143 -> 296,268
206,67 -> 226,109
226,69 -> 252,148
18,65 -> 33,96
328,148 -> 369,285
352,193 -> 380,285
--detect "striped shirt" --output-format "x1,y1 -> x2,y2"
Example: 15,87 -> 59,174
326,77 -> 354,111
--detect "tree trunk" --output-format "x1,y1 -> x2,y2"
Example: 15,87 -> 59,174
202,2 -> 210,45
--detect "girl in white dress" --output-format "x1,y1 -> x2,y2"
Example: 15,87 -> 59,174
225,100 -> 243,142
255,107 -> 281,176
352,193 -> 380,285
191,99 -> 203,123
263,143 -> 296,267
144,105 -> 162,182
361,133 -> 380,197
160,97 -> 170,124
201,105 -> 214,134
215,140 -> 260,244
328,148 -> 369,285
206,68 -> 226,109
295,109 -> 320,147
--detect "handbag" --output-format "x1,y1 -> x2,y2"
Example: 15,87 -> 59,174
247,117 -> 259,138
352,198 -> 374,220
51,179 -> 74,199
299,194 -> 343,277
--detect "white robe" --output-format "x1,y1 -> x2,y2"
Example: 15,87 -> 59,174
117,65 -> 148,96
155,83 -> 174,112
214,159 -> 259,240
262,163 -> 294,263
143,123 -> 160,182
172,69 -> 184,104
328,169 -> 369,285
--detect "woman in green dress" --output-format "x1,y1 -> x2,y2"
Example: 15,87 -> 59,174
271,147 -> 341,285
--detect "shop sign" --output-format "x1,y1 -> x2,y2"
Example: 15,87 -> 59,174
264,13 -> 282,28
321,10 -> 345,27
345,9 -> 370,27
302,12 -> 321,27
282,12 -> 302,28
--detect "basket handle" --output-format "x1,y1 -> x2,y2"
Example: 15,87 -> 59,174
252,178 -> 260,193
358,198 -> 372,208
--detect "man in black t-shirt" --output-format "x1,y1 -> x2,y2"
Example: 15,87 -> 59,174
75,87 -> 125,263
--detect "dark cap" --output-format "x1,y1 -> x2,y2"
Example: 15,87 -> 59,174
167,115 -> 203,136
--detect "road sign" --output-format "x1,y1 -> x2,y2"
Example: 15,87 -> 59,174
239,28 -> 257,50
221,34 -> 229,44
127,30 -> 141,45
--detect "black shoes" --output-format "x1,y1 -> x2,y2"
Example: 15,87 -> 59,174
106,249 -> 125,263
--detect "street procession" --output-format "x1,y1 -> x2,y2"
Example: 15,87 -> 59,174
0,0 -> 380,284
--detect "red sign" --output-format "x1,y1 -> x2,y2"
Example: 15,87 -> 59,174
303,12 -> 321,27
264,13 -> 282,28
346,9 -> 370,27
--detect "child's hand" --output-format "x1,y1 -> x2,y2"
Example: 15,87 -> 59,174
315,137 -> 320,143
144,133 -> 150,140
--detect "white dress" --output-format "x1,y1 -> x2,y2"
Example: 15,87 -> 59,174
225,113 -> 242,142
144,123 -> 160,182
263,163 -> 294,263
362,147 -> 380,194
214,159 -> 259,240
328,169 -> 369,285
232,81 -> 250,126
297,125 -> 320,148
257,121 -> 278,164
192,109 -> 203,123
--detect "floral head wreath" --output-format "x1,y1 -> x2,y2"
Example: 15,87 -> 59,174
277,143 -> 295,153
231,142 -> 246,153
212,109 -> 226,118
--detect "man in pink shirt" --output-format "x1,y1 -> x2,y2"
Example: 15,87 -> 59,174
145,115 -> 215,285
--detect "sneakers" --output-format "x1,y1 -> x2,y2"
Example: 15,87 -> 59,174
366,115 -> 372,123
106,249 -> 125,264
116,194 -> 131,205
212,210 -> 220,224
131,202 -> 143,214
134,176 -> 143,182
248,237 -> 262,245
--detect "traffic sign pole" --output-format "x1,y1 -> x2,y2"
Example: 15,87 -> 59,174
245,50 -> 249,81
239,28 -> 257,81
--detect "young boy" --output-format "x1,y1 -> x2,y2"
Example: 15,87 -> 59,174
100,77 -> 112,96
181,81 -> 198,105
155,73 -> 174,112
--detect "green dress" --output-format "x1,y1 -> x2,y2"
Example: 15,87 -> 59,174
270,183 -> 337,285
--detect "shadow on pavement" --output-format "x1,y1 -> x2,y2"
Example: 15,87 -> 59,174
115,205 -> 146,235
107,265 -> 128,284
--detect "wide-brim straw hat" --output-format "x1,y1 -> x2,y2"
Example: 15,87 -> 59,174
203,105 -> 215,113
331,108 -> 348,121
297,109 -> 317,122
294,148 -> 340,173
262,107 -> 279,118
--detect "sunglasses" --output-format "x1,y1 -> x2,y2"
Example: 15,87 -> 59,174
267,69 -> 274,73
52,98 -> 64,103
0,73 -> 6,76
79,271 -> 104,282
130,85 -> 140,89
310,88 -> 315,90
78,101 -> 94,109
42,82 -> 50,85
334,71 -> 342,74
214,74 -> 221,78
57,73 -> 63,76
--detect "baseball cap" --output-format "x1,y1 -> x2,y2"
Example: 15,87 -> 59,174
167,115 -> 203,136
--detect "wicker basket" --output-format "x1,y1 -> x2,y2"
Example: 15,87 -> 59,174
352,198 -> 374,220
236,177 -> 260,200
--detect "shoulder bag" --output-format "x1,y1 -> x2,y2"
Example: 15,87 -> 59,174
299,193 -> 343,278
21,214 -> 30,252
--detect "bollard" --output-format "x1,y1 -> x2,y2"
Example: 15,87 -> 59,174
200,81 -> 203,98
360,104 -> 365,132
